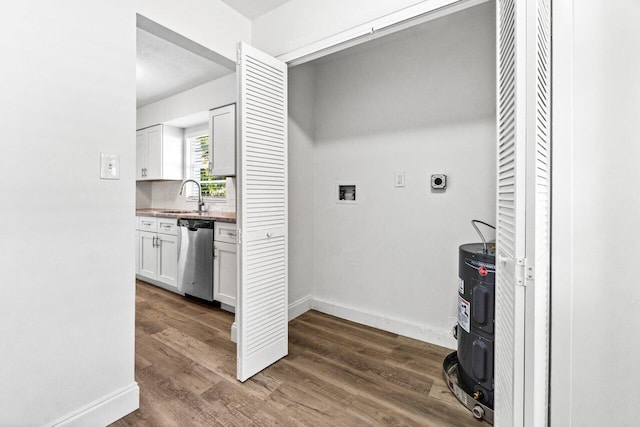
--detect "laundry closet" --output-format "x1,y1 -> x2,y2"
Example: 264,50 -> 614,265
286,1 -> 497,346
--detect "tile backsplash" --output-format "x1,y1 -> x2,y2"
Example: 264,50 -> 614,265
136,177 -> 236,213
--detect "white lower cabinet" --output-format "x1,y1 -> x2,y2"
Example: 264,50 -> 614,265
136,216 -> 236,304
214,222 -> 237,310
138,230 -> 158,278
157,233 -> 178,288
136,216 -> 179,291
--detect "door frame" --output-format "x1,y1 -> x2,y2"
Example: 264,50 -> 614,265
274,0 -> 552,425
549,1 -> 574,425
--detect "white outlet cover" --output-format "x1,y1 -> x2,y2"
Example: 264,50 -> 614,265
394,172 -> 405,187
100,153 -> 120,180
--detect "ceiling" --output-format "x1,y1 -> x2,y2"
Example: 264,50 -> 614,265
136,1 -> 291,110
136,28 -> 234,108
221,0 -> 292,20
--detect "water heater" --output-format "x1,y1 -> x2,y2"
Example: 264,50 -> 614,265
443,220 -> 495,423
457,243 -> 495,407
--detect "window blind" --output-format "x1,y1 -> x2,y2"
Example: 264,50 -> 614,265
187,135 -> 226,199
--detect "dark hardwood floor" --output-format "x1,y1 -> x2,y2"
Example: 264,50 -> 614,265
112,280 -> 483,426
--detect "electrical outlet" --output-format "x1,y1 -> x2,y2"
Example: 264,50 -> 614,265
431,174 -> 447,189
394,172 -> 405,187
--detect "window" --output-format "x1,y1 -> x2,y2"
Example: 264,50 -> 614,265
185,134 -> 226,200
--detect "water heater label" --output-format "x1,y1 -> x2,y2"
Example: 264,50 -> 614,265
458,296 -> 471,333
465,259 -> 496,275
458,277 -> 465,294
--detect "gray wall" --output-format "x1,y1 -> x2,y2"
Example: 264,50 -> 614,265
288,63 -> 318,308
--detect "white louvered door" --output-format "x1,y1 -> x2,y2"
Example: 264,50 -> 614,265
495,0 -> 527,424
236,42 -> 288,382
495,1 -> 551,426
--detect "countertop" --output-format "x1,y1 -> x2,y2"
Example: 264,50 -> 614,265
136,208 -> 236,223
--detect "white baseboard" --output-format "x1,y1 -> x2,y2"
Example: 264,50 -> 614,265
231,322 -> 237,343
289,294 -> 313,320
50,382 -> 139,427
233,295 -> 453,349
312,298 -> 456,349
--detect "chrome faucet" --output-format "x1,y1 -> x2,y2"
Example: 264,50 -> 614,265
179,179 -> 205,213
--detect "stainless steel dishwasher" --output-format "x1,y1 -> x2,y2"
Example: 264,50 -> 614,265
177,218 -> 214,301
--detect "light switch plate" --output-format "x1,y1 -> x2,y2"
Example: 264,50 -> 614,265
100,153 -> 120,180
394,172 -> 405,187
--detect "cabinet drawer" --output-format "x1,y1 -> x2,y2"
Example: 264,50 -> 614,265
214,222 -> 238,243
136,216 -> 157,232
157,217 -> 178,235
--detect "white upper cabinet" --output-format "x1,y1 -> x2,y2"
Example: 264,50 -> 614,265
136,124 -> 183,181
209,104 -> 236,176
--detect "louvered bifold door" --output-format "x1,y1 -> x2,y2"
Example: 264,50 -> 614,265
495,0 -> 526,426
495,1 -> 551,426
236,42 -> 288,382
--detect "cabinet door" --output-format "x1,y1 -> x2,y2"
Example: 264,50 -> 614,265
209,104 -> 236,176
157,233 -> 178,289
138,231 -> 157,279
214,240 -> 237,307
136,130 -> 147,180
145,125 -> 163,180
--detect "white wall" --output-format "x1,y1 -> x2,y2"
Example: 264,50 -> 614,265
0,1 -> 138,425
253,0 -> 440,57
136,73 -> 236,129
551,1 -> 640,426
137,0 -> 250,61
287,2 -> 496,346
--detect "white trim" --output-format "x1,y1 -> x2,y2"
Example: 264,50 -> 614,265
279,0 -> 488,66
288,294 -> 313,321
549,0 -> 574,425
49,383 -> 139,427
312,297 -> 456,349
231,322 -> 237,343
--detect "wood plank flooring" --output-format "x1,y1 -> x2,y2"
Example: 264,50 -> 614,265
111,280 -> 484,426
